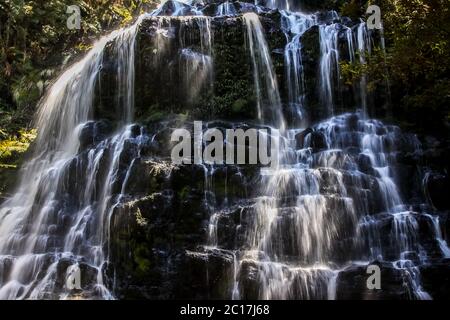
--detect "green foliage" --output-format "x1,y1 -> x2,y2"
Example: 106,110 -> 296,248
340,0 -> 450,133
340,0 -> 365,19
0,0 -> 158,136
0,1 -> 160,196
135,207 -> 148,227
133,243 -> 151,275
381,0 -> 450,133
1,0 -> 448,137
0,128 -> 36,166
179,186 -> 190,201
0,128 -> 36,196
340,48 -> 391,91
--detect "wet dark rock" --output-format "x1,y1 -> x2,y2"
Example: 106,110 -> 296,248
79,262 -> 100,290
357,153 -> 376,175
237,259 -> 260,299
419,259 -> 450,300
336,261 -> 414,300
78,121 -> 111,151
173,247 -> 235,299
203,4 -> 219,16
215,209 -> 240,249
53,256 -> 98,295
306,131 -> 328,152
299,26 -> 324,122
424,172 -> 450,211
0,256 -> 14,286
347,113 -> 359,131
295,128 -> 313,149
357,212 -> 446,261
121,158 -> 173,196
155,0 -> 195,16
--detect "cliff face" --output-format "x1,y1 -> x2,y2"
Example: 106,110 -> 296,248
0,1 -> 448,300
87,2 -> 450,300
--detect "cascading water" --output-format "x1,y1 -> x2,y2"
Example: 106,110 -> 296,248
217,1 -> 237,16
355,22 -> 371,116
0,1 -> 219,299
282,11 -> 315,122
243,12 -> 285,131
262,0 -> 291,11
179,17 -> 214,104
0,0 -> 448,300
0,12 -> 149,299
318,22 -> 340,117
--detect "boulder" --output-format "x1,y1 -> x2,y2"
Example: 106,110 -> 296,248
419,259 -> 450,300
336,261 -> 414,300
295,128 -> 313,149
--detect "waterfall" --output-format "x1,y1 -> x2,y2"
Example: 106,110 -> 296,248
263,0 -> 291,10
319,24 -> 340,117
356,22 -> 371,116
237,10 -> 350,300
151,0 -> 202,16
235,6 -> 445,299
0,0 -> 447,300
217,1 -> 237,16
115,21 -> 143,123
243,13 -> 285,131
282,11 -> 315,121
179,17 -> 214,104
0,13 -> 147,300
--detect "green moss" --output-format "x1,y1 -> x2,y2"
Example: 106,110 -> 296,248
0,129 -> 36,164
0,129 -> 36,197
135,207 -> 148,227
134,244 -> 152,275
11,74 -> 42,109
339,0 -> 364,20
179,186 -> 190,201
137,103 -> 167,123
232,98 -> 248,114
